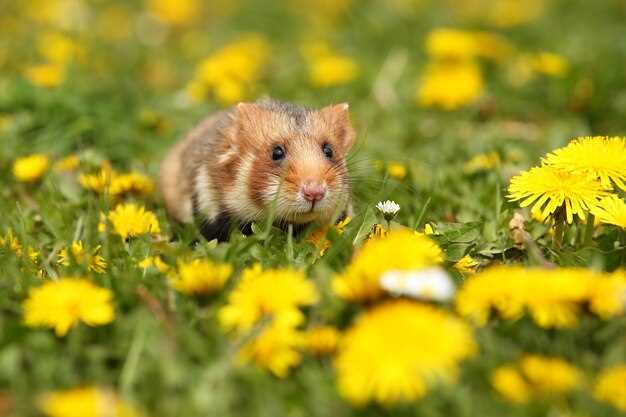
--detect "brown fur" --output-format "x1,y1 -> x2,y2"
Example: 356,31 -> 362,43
159,98 -> 354,236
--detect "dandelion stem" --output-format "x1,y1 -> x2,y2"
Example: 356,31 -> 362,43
583,212 -> 595,246
287,224 -> 294,263
120,323 -> 147,398
552,220 -> 564,250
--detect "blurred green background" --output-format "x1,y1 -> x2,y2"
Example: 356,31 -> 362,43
2,0 -> 626,416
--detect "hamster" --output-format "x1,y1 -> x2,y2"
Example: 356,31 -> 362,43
159,98 -> 354,241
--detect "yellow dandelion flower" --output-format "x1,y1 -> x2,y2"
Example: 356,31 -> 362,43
168,259 -> 232,295
588,270 -> 626,318
425,28 -> 479,61
454,255 -> 479,275
491,365 -> 531,403
38,32 -> 83,65
39,386 -> 140,417
27,246 -> 40,263
54,155 -> 80,172
23,278 -> 114,336
594,364 -> 626,412
109,172 -> 155,198
80,168 -> 154,198
507,165 -> 608,224
529,52 -> 568,77
309,54 -> 358,88
487,0 -> 545,28
335,300 -> 476,405
387,162 -> 407,180
307,216 -> 351,256
79,167 -> 114,193
456,266 -> 623,328
543,136 -> 626,191
107,203 -> 160,241
519,355 -> 582,394
425,29 -> 512,62
13,154 -> 50,183
592,195 -> 626,229
138,256 -> 169,273
471,31 -> 514,62
1,229 -> 22,256
57,241 -> 107,273
97,212 -> 107,233
219,264 -> 318,333
333,229 -> 444,302
24,64 -> 65,88
417,60 -> 483,110
492,355 -> 582,404
302,40 -> 358,88
365,223 -> 387,241
463,151 -> 501,174
147,0 -> 199,26
189,35 -> 269,105
238,322 -> 305,378
304,325 -> 340,356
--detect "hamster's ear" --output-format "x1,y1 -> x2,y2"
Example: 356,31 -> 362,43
217,102 -> 259,165
220,102 -> 264,163
233,102 -> 264,135
319,103 -> 355,153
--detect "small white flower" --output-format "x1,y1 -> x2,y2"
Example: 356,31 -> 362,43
380,268 -> 455,302
376,200 -> 400,222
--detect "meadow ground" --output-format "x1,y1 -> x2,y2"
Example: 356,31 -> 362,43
2,0 -> 626,416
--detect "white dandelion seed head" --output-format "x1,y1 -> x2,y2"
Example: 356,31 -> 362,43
379,268 -> 455,302
376,200 -> 400,216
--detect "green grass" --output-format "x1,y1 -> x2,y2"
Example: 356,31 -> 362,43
2,0 -> 626,416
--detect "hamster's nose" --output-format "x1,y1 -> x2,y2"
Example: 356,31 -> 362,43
301,181 -> 326,202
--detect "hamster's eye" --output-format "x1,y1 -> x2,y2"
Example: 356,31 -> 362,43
272,145 -> 286,161
322,143 -> 333,159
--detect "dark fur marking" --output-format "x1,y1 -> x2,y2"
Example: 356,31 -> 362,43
192,191 -> 254,242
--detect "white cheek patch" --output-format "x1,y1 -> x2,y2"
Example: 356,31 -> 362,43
223,154 -> 260,222
193,165 -> 219,222
263,176 -> 282,204
217,145 -> 237,165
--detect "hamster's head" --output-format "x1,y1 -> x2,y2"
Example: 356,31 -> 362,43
221,100 -> 355,225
